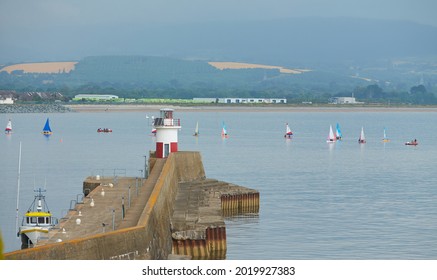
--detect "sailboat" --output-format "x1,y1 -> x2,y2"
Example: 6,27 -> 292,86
5,119 -> 12,134
358,126 -> 366,143
18,188 -> 58,249
336,123 -> 342,140
193,121 -> 199,136
327,125 -> 336,143
382,127 -> 390,142
284,123 -> 293,138
42,118 -> 52,135
221,121 -> 229,138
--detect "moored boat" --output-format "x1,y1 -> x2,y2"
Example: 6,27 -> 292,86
18,188 -> 58,249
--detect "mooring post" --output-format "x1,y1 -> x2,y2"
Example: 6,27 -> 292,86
144,155 -> 148,179
122,196 -> 125,219
128,185 -> 131,208
111,209 -> 115,231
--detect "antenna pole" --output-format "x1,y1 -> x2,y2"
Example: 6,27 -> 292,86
15,142 -> 22,237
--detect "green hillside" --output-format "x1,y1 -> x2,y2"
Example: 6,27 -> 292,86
65,56 -> 289,90
1,55 -> 436,104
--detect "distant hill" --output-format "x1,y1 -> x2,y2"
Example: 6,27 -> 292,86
0,59 -> 307,75
2,17 -> 437,97
1,54 -> 435,104
64,56 -> 311,89
1,54 -> 436,95
0,55 -> 372,97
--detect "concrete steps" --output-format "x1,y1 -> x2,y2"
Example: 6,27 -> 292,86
118,159 -> 166,229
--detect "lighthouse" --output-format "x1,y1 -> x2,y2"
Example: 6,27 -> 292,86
153,108 -> 181,158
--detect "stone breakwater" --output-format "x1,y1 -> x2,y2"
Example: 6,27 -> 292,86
0,104 -> 72,114
4,152 -> 259,260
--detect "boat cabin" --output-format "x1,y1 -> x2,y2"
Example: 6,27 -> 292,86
23,212 -> 55,227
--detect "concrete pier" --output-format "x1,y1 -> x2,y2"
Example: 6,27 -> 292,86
42,158 -> 166,246
4,151 -> 259,260
171,179 -> 259,259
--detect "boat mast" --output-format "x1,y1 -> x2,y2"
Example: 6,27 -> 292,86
15,142 -> 22,237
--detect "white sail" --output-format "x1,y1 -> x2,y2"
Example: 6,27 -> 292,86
194,121 -> 199,136
327,125 -> 335,143
383,127 -> 390,142
285,123 -> 292,138
5,119 -> 12,133
359,126 -> 366,143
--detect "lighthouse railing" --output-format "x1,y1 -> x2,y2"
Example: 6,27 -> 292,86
153,118 -> 180,127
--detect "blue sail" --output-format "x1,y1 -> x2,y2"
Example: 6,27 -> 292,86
221,121 -> 228,137
336,123 -> 342,139
42,118 -> 52,135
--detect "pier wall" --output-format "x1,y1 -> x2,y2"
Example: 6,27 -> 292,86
5,151 -> 205,260
135,151 -> 205,259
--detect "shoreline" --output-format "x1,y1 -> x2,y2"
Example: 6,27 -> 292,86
65,104 -> 437,113
2,103 -> 437,114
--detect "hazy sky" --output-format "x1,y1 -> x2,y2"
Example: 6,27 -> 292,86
1,0 -> 437,28
1,0 -> 437,63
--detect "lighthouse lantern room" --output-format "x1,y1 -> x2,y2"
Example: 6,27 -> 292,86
153,108 -> 181,158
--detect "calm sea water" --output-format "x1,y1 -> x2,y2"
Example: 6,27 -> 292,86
1,109 -> 437,259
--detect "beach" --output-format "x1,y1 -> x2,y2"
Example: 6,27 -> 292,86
2,103 -> 437,114
65,104 -> 437,113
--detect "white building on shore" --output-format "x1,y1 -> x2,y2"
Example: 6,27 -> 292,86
193,97 -> 286,104
329,97 -> 363,104
0,97 -> 14,104
74,94 -> 119,101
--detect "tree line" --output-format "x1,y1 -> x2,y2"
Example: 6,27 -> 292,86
2,83 -> 435,105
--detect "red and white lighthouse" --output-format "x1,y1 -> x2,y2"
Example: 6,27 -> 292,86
153,108 -> 181,158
